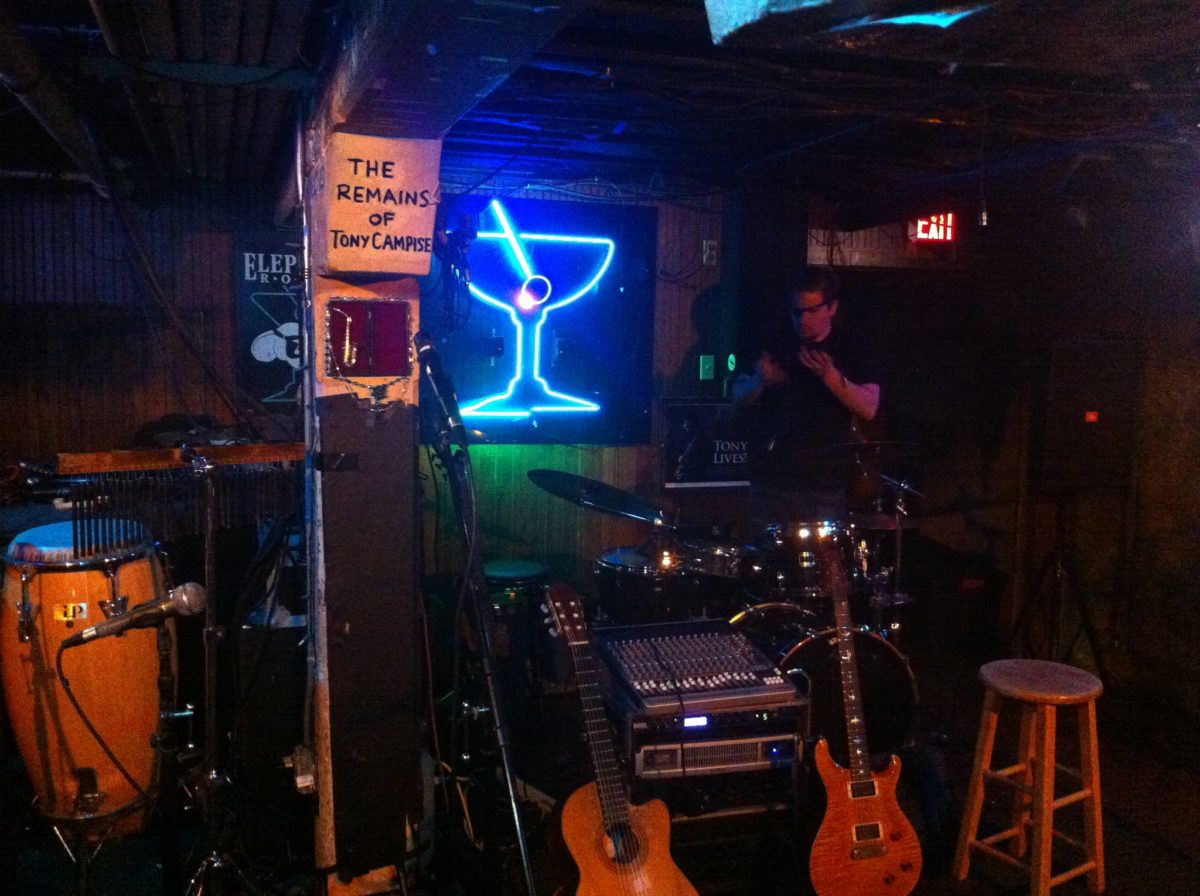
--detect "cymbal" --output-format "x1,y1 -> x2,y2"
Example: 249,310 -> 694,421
848,511 -> 918,530
796,440 -> 921,467
527,469 -> 667,526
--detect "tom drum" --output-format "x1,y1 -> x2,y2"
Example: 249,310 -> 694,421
592,547 -> 673,624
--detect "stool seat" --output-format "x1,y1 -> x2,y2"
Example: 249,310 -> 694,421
981,659 -> 1103,705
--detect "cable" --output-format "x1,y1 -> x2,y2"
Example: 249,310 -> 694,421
55,641 -> 156,819
645,636 -> 691,781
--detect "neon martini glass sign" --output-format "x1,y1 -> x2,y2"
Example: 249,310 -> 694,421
462,199 -> 616,419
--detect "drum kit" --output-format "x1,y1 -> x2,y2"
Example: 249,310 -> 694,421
529,440 -> 925,754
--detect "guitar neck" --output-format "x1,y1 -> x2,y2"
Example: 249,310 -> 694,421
824,548 -> 874,786
565,639 -> 633,832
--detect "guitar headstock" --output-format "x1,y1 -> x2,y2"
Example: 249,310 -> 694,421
544,583 -> 590,646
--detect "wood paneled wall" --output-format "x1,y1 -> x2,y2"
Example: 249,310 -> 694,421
0,182 -> 284,463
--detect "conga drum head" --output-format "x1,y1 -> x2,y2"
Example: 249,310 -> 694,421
2,522 -> 166,833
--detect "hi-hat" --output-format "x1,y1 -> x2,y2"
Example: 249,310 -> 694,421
848,511 -> 918,530
527,469 -> 668,526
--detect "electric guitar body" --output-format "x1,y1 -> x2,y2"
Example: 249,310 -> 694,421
808,535 -> 923,896
809,738 -> 922,896
562,782 -> 697,896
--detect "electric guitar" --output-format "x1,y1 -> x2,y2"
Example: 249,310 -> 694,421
809,539 -> 922,896
544,584 -> 698,896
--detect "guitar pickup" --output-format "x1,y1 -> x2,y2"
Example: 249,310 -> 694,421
854,825 -> 883,844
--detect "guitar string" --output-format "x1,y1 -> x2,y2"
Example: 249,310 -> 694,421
554,588 -> 692,894
823,540 -> 873,781
567,630 -> 640,896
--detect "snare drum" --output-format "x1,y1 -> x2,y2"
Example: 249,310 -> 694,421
732,601 -> 916,763
1,522 -> 167,832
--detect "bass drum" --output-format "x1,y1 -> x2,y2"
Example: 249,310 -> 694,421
731,602 -> 916,765
1,522 -> 167,834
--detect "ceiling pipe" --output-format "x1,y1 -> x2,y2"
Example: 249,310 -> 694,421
0,2 -> 112,197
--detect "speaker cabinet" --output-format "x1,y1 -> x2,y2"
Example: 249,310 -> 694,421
1038,339 -> 1139,493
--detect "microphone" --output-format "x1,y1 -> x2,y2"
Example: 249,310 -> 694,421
414,331 -> 467,446
63,582 -> 206,648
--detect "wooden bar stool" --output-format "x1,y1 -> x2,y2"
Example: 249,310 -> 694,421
954,659 -> 1105,895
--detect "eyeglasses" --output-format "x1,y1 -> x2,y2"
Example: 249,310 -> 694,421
791,300 -> 833,317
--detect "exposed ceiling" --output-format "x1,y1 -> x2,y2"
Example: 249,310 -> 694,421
2,1 -> 1198,221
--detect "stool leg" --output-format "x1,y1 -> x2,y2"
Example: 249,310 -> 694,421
1079,700 -> 1105,892
954,689 -> 999,880
1030,704 -> 1057,896
1010,702 -> 1037,858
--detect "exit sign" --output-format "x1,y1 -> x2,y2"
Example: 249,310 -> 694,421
909,213 -> 955,242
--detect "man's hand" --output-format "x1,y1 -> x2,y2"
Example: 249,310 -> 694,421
799,346 -> 837,386
756,351 -> 788,386
799,346 -> 880,420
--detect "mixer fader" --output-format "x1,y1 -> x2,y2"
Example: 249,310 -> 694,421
596,620 -> 794,711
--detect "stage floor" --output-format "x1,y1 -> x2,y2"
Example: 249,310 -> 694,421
3,633 -> 1198,896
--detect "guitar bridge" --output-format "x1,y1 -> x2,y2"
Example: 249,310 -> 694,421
851,843 -> 886,859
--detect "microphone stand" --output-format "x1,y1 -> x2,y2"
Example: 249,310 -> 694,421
184,453 -> 262,896
435,432 -> 537,896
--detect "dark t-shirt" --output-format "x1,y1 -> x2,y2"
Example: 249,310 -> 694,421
740,326 -> 882,491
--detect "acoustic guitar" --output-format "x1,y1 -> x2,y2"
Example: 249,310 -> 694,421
545,584 -> 698,896
809,539 -> 922,896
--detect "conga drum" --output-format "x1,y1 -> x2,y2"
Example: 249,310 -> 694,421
1,522 -> 166,834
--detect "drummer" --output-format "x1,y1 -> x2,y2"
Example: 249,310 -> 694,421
732,267 -> 882,523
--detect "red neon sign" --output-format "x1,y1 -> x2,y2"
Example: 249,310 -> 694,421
909,213 -> 955,242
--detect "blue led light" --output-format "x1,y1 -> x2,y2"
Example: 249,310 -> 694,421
683,716 -> 709,729
462,199 -> 615,418
830,5 -> 988,31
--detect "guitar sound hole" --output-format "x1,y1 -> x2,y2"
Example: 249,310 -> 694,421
609,824 -> 641,865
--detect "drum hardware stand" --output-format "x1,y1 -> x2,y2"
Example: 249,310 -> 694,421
155,617 -> 191,896
1011,491 -> 1110,685
182,453 -> 264,896
868,474 -> 924,643
434,435 -> 537,896
49,820 -> 110,896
